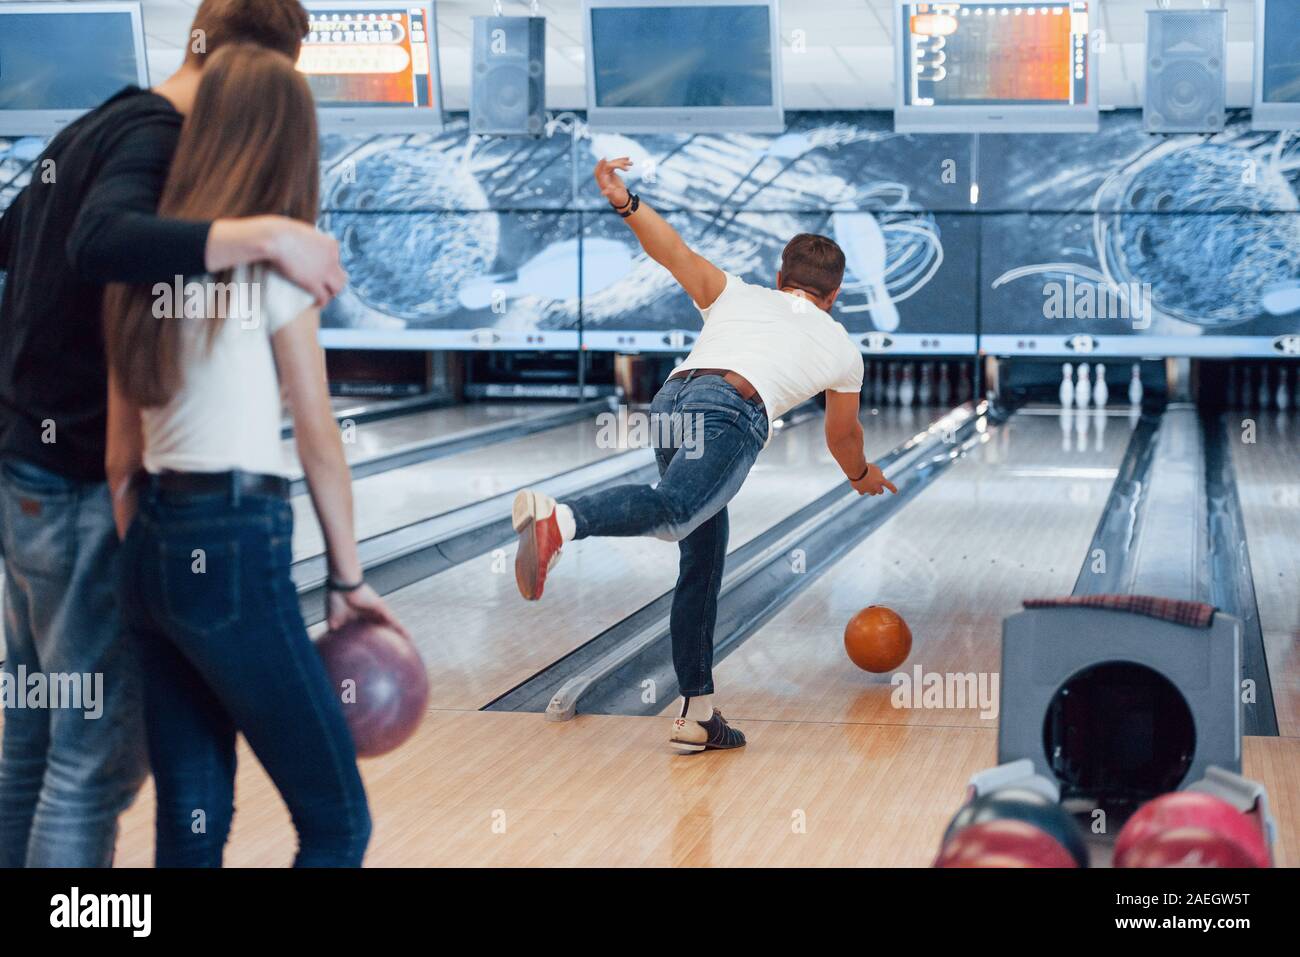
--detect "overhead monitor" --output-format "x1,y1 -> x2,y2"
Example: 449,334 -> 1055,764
0,2 -> 149,137
1252,0 -> 1300,132
583,0 -> 784,133
299,2 -> 443,132
894,1 -> 1098,134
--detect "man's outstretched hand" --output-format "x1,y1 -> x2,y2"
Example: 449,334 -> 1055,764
851,462 -> 898,497
594,157 -> 633,208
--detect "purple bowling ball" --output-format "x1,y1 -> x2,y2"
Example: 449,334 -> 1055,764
317,621 -> 429,758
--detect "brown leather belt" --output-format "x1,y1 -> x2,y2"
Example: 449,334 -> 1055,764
669,367 -> 763,407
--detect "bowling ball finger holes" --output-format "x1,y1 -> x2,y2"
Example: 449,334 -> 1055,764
1043,661 -> 1195,810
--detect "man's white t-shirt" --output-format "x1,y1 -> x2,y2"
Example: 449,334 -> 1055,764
142,265 -> 315,477
669,272 -> 864,444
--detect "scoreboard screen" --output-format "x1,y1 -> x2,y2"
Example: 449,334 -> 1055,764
902,2 -> 1089,107
299,2 -> 442,128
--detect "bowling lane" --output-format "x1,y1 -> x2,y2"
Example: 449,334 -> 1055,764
684,408 -> 1134,729
281,400 -> 557,467
361,406 -> 937,711
1231,410 -> 1300,737
291,414 -> 630,561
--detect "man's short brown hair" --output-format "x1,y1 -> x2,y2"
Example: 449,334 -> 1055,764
186,0 -> 310,64
779,233 -> 846,300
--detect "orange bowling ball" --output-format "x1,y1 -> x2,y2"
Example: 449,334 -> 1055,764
844,605 -> 912,673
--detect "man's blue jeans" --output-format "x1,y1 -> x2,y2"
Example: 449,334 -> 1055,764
0,458 -> 147,867
565,374 -> 768,697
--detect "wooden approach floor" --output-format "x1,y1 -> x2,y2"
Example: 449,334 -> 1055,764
113,712 -> 1299,868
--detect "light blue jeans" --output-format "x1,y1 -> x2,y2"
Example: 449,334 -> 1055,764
0,459 -> 147,867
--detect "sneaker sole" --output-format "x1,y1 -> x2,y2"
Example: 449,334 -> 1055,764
513,490 -> 541,601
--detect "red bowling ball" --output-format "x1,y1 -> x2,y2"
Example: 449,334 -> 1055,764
934,820 -> 1080,869
1114,791 -> 1270,868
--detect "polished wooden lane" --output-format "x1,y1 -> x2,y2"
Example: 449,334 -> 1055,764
282,400 -> 556,466
353,408 -> 935,711
677,410 -> 1132,729
111,711 -> 1299,868
290,414 -> 625,561
1231,410 -> 1300,737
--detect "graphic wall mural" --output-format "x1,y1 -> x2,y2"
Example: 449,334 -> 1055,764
1,110 -> 1297,356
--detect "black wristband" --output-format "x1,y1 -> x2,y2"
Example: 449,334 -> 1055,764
850,464 -> 870,482
610,192 -> 632,211
616,193 -> 640,218
327,577 -> 365,593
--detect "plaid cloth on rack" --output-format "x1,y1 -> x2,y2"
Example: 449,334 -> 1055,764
1023,595 -> 1216,629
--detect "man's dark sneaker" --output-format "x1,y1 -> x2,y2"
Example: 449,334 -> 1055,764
670,709 -> 747,752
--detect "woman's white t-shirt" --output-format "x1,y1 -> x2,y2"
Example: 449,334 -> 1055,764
142,265 -> 314,477
669,272 -> 865,444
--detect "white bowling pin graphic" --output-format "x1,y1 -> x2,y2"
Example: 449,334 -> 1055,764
1059,363 -> 1075,407
938,363 -> 952,406
1093,363 -> 1108,408
832,209 -> 899,332
885,363 -> 899,405
1075,363 -> 1091,410
918,363 -> 934,406
1128,363 -> 1143,407
1279,368 -> 1292,411
899,364 -> 916,407
1258,366 -> 1271,410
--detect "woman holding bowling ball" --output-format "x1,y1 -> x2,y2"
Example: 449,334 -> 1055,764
103,45 -> 407,867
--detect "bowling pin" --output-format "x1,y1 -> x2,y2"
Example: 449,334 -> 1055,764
937,362 -> 952,406
1059,363 -> 1075,407
1280,367 -> 1293,412
1093,363 -> 1108,408
1059,408 -> 1073,452
899,364 -> 915,407
1075,405 -> 1090,451
918,363 -> 934,407
1128,363 -> 1143,407
885,363 -> 899,406
1258,366 -> 1271,410
1075,363 -> 1091,410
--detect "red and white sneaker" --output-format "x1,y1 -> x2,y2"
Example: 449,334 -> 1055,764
512,489 -> 565,600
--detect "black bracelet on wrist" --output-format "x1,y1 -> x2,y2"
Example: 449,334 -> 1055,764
850,464 -> 870,482
327,577 -> 365,593
614,193 -> 640,218
611,192 -> 632,211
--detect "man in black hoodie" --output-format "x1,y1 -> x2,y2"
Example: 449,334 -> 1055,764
0,0 -> 343,866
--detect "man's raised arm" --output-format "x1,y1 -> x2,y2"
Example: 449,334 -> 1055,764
595,157 -> 726,310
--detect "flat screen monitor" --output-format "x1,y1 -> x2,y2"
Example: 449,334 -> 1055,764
299,2 -> 443,132
583,0 -> 784,133
1252,0 -> 1300,132
0,2 -> 149,136
894,1 -> 1098,134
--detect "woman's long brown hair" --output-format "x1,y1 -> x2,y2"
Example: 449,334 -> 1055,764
104,44 -> 320,407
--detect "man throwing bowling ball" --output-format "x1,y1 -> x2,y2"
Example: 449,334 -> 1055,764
512,158 -> 896,753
